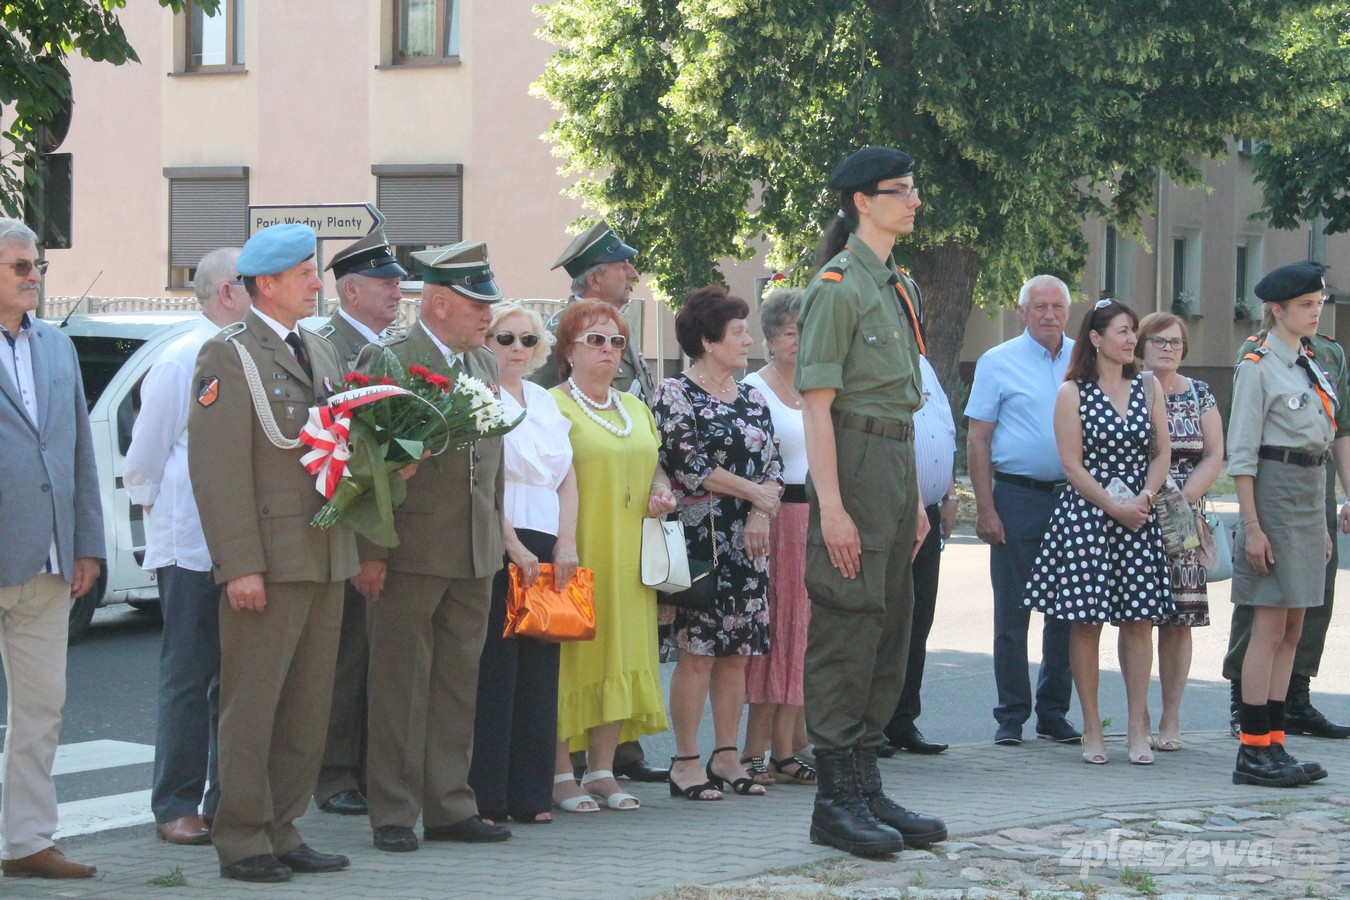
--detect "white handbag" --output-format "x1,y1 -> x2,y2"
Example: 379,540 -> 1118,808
641,517 -> 693,592
1198,511 -> 1234,583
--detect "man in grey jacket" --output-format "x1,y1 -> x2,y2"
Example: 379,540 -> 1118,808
0,218 -> 104,879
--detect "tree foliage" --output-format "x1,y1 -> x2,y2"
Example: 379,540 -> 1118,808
535,0 -> 1323,383
0,0 -> 215,218
1251,5 -> 1350,235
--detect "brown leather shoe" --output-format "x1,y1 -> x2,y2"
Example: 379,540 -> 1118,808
157,814 -> 212,845
2,847 -> 96,879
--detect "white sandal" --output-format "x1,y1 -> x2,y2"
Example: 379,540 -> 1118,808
553,773 -> 599,813
579,769 -> 640,810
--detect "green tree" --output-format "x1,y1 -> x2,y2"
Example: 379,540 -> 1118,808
536,0 -> 1321,386
0,0 -> 216,219
1251,5 -> 1350,236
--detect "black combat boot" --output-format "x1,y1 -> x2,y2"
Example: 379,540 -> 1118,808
854,747 -> 948,846
809,750 -> 905,856
1232,743 -> 1310,787
1270,742 -> 1327,782
1285,675 -> 1350,739
1228,680 -> 1241,739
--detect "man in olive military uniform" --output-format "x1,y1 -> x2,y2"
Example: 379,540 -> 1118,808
795,146 -> 946,856
310,228 -> 407,818
535,222 -> 667,784
1225,259 -> 1350,740
188,224 -> 356,883
354,241 -> 509,853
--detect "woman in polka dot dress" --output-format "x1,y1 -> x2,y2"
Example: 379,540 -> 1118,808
1024,299 -> 1174,766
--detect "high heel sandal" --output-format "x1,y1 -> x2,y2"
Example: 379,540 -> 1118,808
706,746 -> 767,796
668,755 -> 722,801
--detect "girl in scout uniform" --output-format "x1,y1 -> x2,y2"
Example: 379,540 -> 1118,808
1227,260 -> 1337,788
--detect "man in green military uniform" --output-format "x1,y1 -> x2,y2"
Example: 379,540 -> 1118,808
795,146 -> 947,856
310,227 -> 407,818
1226,260 -> 1350,740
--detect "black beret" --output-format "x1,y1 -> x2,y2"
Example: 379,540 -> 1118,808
827,146 -> 914,192
1254,260 -> 1327,304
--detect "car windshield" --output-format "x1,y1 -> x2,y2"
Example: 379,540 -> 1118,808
70,336 -> 146,410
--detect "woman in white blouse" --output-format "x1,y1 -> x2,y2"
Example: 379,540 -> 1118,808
467,302 -> 583,822
741,288 -> 816,786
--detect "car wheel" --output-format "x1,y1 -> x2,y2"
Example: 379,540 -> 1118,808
68,567 -> 105,643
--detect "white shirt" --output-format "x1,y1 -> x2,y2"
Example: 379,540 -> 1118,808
420,320 -> 464,369
338,307 -> 382,344
742,370 -> 807,485
251,305 -> 296,344
1,313 -> 60,574
123,316 -> 222,571
501,382 -> 573,536
913,355 -> 957,507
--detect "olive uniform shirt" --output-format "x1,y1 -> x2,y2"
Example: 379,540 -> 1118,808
1228,334 -> 1337,477
794,237 -> 924,422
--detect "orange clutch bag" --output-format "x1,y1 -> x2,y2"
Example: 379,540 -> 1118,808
505,563 -> 596,642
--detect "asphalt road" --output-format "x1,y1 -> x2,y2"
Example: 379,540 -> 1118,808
3,522 -> 1350,845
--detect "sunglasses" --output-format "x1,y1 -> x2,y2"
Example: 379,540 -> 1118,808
0,259 -> 48,277
494,331 -> 541,348
574,332 -> 627,350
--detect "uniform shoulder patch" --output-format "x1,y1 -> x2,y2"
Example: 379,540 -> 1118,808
1242,345 -> 1269,364
220,322 -> 247,339
819,266 -> 845,283
196,375 -> 219,407
315,323 -> 337,338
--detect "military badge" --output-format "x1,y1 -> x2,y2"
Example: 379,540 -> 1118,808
196,376 -> 219,407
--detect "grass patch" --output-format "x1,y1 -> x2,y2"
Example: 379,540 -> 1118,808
147,866 -> 187,888
1072,882 -> 1102,900
1116,866 -> 1159,896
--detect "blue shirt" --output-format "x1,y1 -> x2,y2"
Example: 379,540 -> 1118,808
966,329 -> 1074,482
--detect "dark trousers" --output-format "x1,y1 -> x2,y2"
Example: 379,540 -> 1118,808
151,565 -> 221,823
1223,467 -> 1338,681
990,480 -> 1073,729
886,504 -> 941,736
469,530 -> 561,819
315,582 -> 368,805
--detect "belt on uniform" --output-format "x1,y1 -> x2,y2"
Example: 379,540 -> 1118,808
1258,446 -> 1329,468
781,483 -> 807,504
994,471 -> 1067,493
831,411 -> 914,441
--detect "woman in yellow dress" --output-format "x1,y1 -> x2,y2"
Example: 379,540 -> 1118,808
549,299 -> 676,812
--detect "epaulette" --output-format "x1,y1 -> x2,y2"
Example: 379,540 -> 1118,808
379,329 -> 410,347
299,323 -> 325,338
314,323 -> 337,339
219,321 -> 247,339
1318,331 -> 1342,347
1244,333 -> 1259,343
1241,345 -> 1270,364
383,325 -> 407,341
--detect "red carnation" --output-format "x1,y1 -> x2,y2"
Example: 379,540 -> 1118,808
344,372 -> 371,386
378,376 -> 396,385
408,364 -> 431,378
425,373 -> 451,391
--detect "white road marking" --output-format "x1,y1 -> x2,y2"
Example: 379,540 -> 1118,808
0,739 -> 154,778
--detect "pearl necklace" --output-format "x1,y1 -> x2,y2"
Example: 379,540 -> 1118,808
692,365 -> 737,398
569,376 -> 633,437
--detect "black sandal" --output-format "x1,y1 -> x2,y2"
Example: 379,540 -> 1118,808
770,755 -> 818,785
668,755 -> 722,800
706,746 -> 767,795
740,754 -> 774,786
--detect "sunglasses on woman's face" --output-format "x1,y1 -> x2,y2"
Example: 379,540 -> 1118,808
494,331 -> 541,348
574,332 -> 627,350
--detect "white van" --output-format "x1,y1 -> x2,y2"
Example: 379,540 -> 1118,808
56,312 -> 199,640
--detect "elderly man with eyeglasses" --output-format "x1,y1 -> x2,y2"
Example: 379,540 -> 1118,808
0,218 -> 104,879
966,275 -> 1081,748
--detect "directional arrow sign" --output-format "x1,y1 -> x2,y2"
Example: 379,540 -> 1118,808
246,203 -> 386,239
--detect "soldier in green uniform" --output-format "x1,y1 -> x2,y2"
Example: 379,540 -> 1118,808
1225,261 -> 1350,742
1226,260 -> 1338,788
795,146 -> 946,856
309,228 -> 407,818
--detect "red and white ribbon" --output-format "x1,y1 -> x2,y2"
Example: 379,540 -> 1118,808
298,405 -> 354,498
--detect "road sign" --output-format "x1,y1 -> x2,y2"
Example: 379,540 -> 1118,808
246,203 -> 385,239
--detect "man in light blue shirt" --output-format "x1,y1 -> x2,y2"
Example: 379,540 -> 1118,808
966,275 -> 1079,747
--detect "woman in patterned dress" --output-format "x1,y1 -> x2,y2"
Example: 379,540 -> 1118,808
1136,312 -> 1224,752
654,285 -> 784,800
1024,299 -> 1174,766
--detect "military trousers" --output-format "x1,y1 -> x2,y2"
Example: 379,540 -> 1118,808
803,425 -> 918,752
212,579 -> 343,868
314,581 -> 368,805
366,570 -> 492,830
1223,465 -> 1338,682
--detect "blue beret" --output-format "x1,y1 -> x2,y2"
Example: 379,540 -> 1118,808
1254,260 -> 1326,304
237,223 -> 317,277
827,146 -> 914,192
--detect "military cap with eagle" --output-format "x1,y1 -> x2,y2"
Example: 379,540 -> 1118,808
412,241 -> 501,303
326,226 -> 407,280
551,221 -> 637,278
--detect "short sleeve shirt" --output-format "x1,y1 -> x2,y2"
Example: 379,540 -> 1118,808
965,330 -> 1074,482
1227,334 -> 1337,477
794,236 -> 923,422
